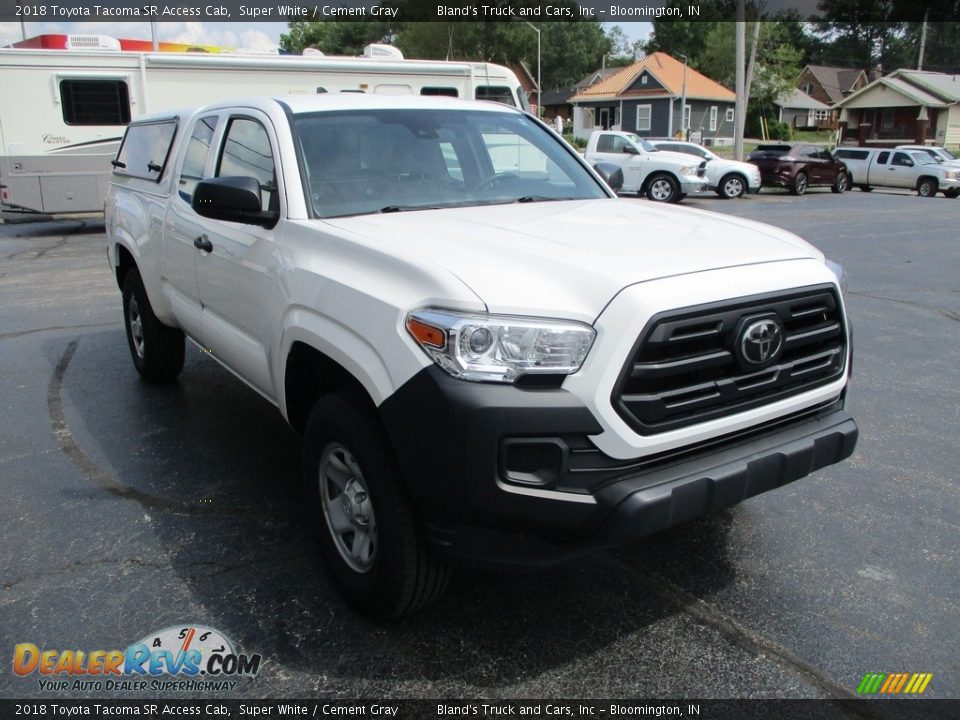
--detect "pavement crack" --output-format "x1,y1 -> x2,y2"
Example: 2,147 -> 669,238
0,321 -> 121,342
47,338 -> 279,517
849,290 -> 960,322
613,554 -> 888,717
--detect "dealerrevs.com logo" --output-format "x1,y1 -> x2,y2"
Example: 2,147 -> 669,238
13,625 -> 262,692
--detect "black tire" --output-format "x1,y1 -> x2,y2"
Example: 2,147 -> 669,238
645,173 -> 680,203
790,171 -> 808,196
832,171 -> 847,194
858,185 -> 872,192
303,391 -> 449,619
843,174 -> 854,192
944,189 -> 960,199
717,173 -> 747,199
917,178 -> 938,197
122,268 -> 184,382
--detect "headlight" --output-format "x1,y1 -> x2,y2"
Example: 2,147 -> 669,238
679,166 -> 697,175
944,170 -> 957,180
826,259 -> 848,297
406,309 -> 596,383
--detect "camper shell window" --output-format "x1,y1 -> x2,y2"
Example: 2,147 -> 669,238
113,119 -> 178,182
60,79 -> 131,126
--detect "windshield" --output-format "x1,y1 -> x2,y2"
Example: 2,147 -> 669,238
624,133 -> 657,152
293,109 -> 607,218
935,147 -> 959,161
910,151 -> 936,165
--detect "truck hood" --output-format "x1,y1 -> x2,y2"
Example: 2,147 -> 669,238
321,199 -> 823,322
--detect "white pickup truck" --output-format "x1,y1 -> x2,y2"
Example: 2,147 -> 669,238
834,146 -> 960,197
105,95 -> 857,617
583,130 -> 708,202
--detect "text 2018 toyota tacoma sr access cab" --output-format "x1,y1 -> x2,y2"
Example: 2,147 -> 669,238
105,95 -> 858,618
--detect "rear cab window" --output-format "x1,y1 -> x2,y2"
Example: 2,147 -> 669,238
113,119 -> 178,182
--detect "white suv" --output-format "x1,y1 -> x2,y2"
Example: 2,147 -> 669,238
650,140 -> 762,198
105,95 -> 857,617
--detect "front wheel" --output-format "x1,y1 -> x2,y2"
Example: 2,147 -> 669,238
303,391 -> 449,618
717,173 -> 747,199
646,174 -> 680,203
122,268 -> 184,382
917,178 -> 938,197
944,189 -> 960,199
790,172 -> 808,196
832,171 -> 847,194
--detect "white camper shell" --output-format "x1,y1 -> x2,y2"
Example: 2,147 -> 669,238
0,43 -> 528,216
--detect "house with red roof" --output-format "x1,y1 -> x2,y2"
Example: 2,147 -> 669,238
568,52 -> 737,144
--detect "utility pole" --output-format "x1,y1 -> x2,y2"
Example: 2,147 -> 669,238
679,54 -> 688,139
734,0 -> 746,160
918,9 -> 929,70
523,21 -> 541,118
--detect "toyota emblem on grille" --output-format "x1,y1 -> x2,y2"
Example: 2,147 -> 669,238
739,318 -> 784,365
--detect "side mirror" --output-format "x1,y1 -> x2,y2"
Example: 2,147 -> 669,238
904,159 -> 914,167
192,176 -> 279,228
593,162 -> 624,192
623,144 -> 639,155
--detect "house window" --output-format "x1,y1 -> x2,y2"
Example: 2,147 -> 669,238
641,75 -> 648,85
881,109 -> 894,130
803,82 -> 814,95
60,79 -> 130,125
709,106 -> 717,132
636,104 -> 652,132
725,108 -> 734,123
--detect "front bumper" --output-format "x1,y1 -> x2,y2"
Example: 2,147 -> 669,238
379,365 -> 857,567
679,177 -> 708,194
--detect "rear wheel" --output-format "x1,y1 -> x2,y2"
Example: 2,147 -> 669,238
917,178 -> 937,197
645,174 -> 680,203
832,171 -> 847,194
717,173 -> 747,199
843,174 -> 854,192
304,391 -> 449,618
122,268 -> 184,382
790,172 -> 808,196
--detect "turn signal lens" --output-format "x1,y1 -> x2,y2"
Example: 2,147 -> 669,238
405,317 -> 446,349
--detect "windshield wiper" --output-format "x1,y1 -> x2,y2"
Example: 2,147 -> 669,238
379,205 -> 445,213
514,196 -> 577,203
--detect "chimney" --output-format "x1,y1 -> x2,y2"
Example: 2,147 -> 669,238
869,63 -> 883,82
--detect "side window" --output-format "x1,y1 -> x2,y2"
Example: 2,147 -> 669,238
877,151 -> 890,164
216,117 -> 277,211
179,115 -> 219,202
114,120 -> 177,182
60,79 -> 130,125
891,152 -> 911,166
421,87 -> 458,97
610,136 -> 630,154
801,146 -> 820,159
596,135 -> 614,153
475,86 -> 516,107
818,150 -> 833,160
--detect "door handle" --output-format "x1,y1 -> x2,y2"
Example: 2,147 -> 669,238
194,235 -> 213,253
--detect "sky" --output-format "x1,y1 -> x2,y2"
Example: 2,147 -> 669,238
0,20 -> 652,53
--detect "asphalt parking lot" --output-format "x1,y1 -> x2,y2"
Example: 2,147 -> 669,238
1,187 -> 957,704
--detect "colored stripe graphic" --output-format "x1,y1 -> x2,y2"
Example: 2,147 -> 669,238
857,672 -> 932,695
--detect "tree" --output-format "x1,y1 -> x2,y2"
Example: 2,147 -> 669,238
280,22 -> 394,55
810,0 -> 911,69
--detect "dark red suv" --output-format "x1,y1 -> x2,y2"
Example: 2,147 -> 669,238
748,143 -> 848,195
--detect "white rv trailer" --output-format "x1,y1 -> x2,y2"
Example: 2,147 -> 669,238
0,40 -> 529,215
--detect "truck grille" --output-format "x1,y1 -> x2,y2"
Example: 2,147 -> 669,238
612,286 -> 847,435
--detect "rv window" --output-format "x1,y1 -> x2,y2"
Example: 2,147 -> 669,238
217,117 -> 277,211
114,119 -> 177,182
476,86 -> 516,107
421,87 -> 458,98
60,79 -> 131,126
179,115 -> 219,201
